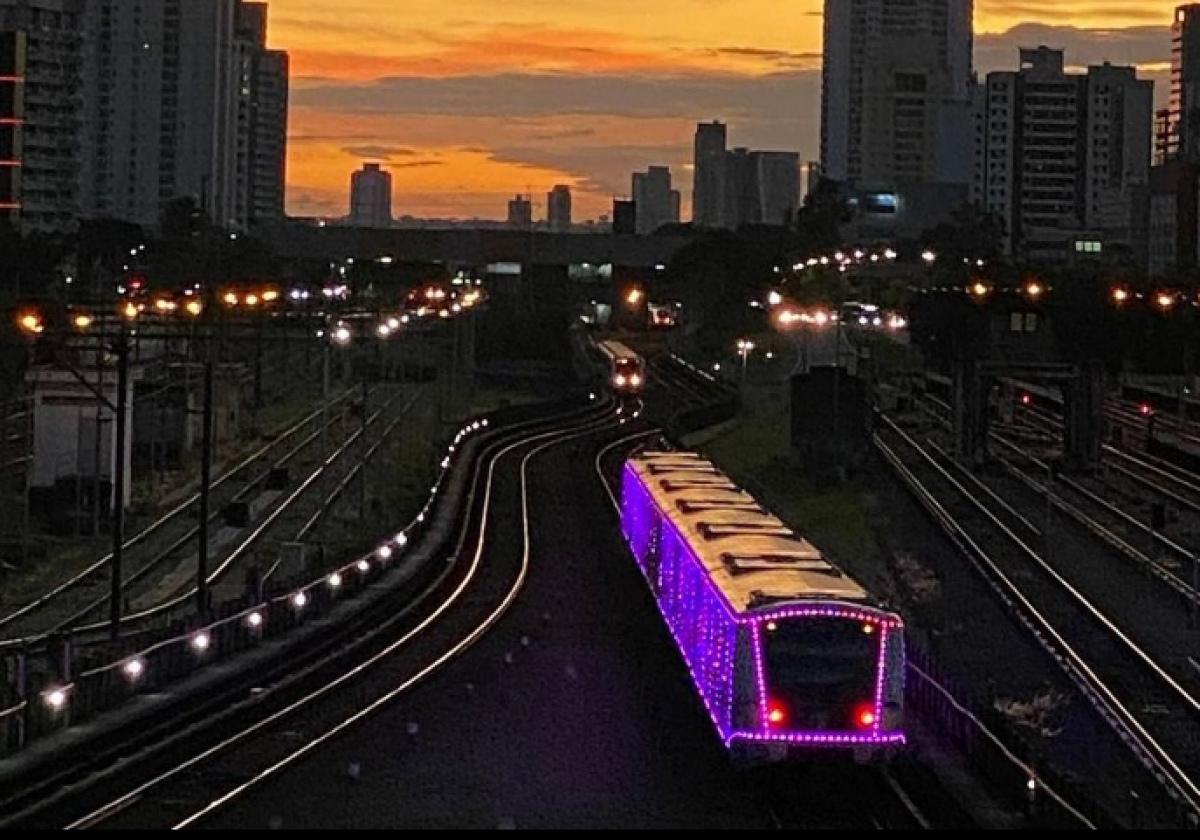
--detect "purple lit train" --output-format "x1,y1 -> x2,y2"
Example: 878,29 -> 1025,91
621,452 -> 906,762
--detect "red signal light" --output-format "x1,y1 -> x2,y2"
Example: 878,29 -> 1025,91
1021,394 -> 1032,407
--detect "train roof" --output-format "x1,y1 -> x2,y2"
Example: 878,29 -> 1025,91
628,453 -> 871,611
599,340 -> 640,362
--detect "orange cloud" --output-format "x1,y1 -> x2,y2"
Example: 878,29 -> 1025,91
265,0 -> 1174,219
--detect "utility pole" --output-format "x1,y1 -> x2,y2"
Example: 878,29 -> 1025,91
195,280 -> 218,619
359,375 -> 369,521
196,358 -> 214,618
109,326 -> 131,640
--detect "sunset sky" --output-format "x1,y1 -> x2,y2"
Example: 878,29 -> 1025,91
266,1 -> 1175,221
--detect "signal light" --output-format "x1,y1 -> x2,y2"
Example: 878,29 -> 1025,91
1021,394 -> 1033,407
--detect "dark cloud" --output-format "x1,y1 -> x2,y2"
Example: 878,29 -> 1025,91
341,144 -> 421,160
977,23 -> 1170,71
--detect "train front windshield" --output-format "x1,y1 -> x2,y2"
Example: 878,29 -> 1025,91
762,618 -> 881,732
614,358 -> 643,388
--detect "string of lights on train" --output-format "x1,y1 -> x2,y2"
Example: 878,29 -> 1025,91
32,414 -> 494,716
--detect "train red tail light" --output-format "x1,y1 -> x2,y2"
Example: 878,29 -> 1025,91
767,700 -> 789,729
855,704 -> 878,729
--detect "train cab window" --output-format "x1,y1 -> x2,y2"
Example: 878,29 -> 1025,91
762,619 -> 880,732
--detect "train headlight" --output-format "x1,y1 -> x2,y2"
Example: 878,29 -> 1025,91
615,375 -> 628,388
630,375 -> 643,388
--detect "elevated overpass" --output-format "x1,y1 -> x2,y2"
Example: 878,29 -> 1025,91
263,224 -> 693,271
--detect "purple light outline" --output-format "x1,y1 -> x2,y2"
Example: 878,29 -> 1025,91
752,621 -> 770,730
622,462 -> 907,749
874,625 -> 890,736
729,731 -> 906,747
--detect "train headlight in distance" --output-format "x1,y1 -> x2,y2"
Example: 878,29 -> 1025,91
615,375 -> 627,388
630,375 -> 643,388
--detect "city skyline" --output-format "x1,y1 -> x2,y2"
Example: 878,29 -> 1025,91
268,1 -> 1174,221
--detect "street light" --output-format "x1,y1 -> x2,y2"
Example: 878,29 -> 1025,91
1024,281 -> 1045,300
1156,292 -> 1177,312
1111,287 -> 1131,306
737,339 -> 756,393
17,311 -> 44,335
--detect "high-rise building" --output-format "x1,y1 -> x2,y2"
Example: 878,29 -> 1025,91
1169,5 -> 1200,163
821,0 -> 974,187
80,0 -> 289,230
632,166 -> 679,235
753,152 -> 802,226
547,184 -> 572,232
721,149 -> 801,229
0,0 -> 83,235
507,194 -> 532,229
237,3 -> 288,226
612,199 -> 637,235
1149,160 -> 1200,278
349,163 -> 392,227
693,121 -> 727,227
980,48 -> 1153,264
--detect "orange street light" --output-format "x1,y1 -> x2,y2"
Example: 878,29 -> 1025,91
626,288 -> 645,307
1024,281 -> 1044,300
72,313 -> 94,331
1156,292 -> 1177,312
185,300 -> 204,318
1111,287 -> 1130,305
969,282 -> 991,300
120,301 -> 140,321
17,311 -> 44,335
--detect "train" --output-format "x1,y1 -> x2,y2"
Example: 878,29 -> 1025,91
599,340 -> 646,395
620,451 -> 906,763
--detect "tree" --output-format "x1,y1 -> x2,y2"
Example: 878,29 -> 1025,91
918,206 -> 1006,282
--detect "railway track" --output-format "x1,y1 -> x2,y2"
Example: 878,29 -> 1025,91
0,398 -> 625,830
0,388 -> 372,647
877,415 -> 1200,819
